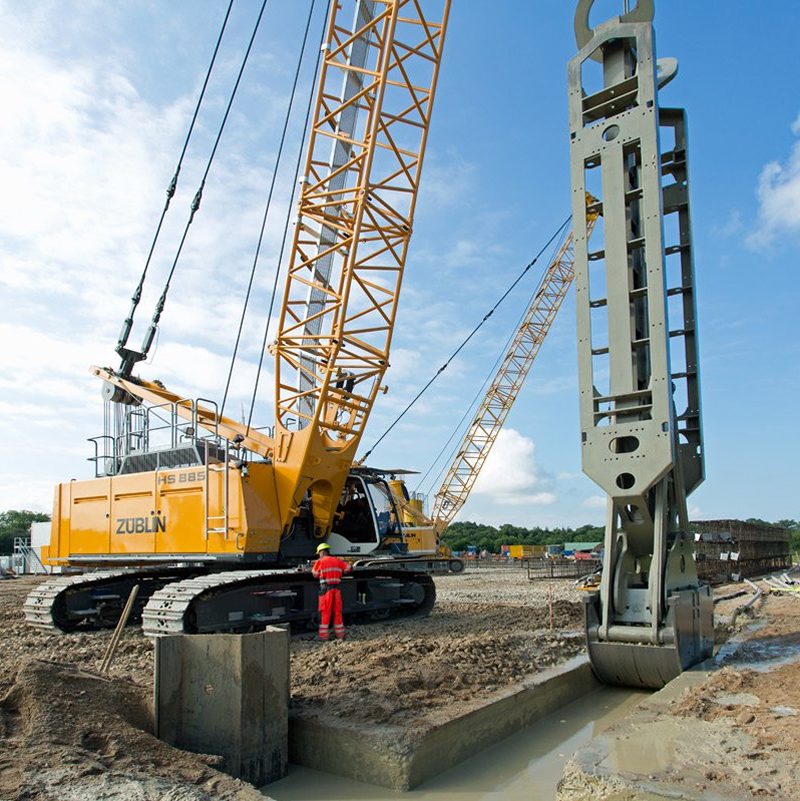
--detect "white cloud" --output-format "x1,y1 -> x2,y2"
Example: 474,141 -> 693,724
149,341 -> 272,418
712,210 -> 743,238
747,108 -> 800,246
581,495 -> 607,509
416,153 -> 476,211
471,428 -> 555,506
0,7 -> 296,512
557,471 -> 582,481
0,478 -> 58,514
528,492 -> 558,505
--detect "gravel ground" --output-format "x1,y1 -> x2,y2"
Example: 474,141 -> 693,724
4,567 -> 778,801
435,567 -> 581,605
0,566 -> 586,800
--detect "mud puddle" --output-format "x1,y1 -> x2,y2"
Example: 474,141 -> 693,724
266,685 -> 647,800
716,638 -> 800,671
715,613 -> 800,672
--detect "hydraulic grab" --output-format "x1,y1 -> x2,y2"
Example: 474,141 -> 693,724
568,0 -> 712,688
26,0 -> 451,636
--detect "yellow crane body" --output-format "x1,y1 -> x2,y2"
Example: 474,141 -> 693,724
45,462 -> 285,568
28,0 -> 451,635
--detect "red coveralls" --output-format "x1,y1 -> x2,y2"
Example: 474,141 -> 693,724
311,553 -> 351,640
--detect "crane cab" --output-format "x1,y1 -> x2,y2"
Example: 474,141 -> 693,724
325,469 -> 444,566
326,472 -> 404,558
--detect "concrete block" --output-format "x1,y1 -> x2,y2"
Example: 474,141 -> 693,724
155,628 -> 289,785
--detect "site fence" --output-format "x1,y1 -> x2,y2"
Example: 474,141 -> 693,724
526,558 -> 601,581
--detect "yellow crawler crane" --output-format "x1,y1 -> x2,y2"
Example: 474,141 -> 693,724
385,198 -> 599,557
25,0 -> 452,635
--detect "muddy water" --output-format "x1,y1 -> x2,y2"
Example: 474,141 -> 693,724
266,685 -> 647,801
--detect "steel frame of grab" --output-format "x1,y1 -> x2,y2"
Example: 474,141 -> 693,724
568,0 -> 712,689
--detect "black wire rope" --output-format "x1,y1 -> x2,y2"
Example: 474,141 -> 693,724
134,0 -> 272,369
414,220 -> 573,500
220,0 -> 320,418
244,1 -> 329,434
116,0 -> 235,365
360,214 -> 573,463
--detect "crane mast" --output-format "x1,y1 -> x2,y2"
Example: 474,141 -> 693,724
273,0 -> 451,536
569,0 -> 712,688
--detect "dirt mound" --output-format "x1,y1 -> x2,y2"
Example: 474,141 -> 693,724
662,592 -> 800,798
0,659 -> 266,801
0,580 -> 154,696
672,649 -> 800,754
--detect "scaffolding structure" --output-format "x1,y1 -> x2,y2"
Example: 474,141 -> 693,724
11,538 -> 49,575
693,519 -> 791,584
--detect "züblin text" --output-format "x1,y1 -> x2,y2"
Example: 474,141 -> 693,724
115,515 -> 167,535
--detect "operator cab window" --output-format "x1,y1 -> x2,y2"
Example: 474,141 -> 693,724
364,479 -> 401,539
334,478 -> 377,544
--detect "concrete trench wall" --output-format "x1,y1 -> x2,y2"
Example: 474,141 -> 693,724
289,655 -> 600,790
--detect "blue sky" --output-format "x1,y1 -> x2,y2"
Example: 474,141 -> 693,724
0,1 -> 798,530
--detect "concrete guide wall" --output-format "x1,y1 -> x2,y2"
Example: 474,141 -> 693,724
289,655 -> 600,790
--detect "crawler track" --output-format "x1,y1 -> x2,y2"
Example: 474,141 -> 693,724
23,568 -> 199,632
142,567 -> 436,636
24,566 -> 436,636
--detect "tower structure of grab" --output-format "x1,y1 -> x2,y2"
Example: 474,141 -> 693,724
568,0 -> 713,689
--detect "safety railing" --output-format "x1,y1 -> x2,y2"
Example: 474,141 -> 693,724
88,396 -> 227,477
12,537 -> 49,574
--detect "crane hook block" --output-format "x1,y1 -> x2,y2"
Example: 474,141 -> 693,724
574,0 -> 655,59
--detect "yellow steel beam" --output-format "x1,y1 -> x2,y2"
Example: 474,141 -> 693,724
271,0 -> 451,533
91,366 -> 275,457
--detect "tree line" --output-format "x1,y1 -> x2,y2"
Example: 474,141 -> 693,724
443,518 -> 800,555
0,510 -> 51,554
2,509 -> 798,556
441,520 -> 604,554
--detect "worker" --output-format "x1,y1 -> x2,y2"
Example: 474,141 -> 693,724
311,542 -> 351,641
